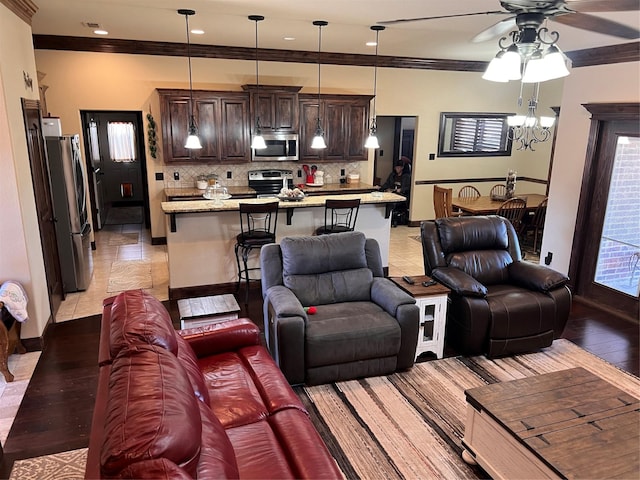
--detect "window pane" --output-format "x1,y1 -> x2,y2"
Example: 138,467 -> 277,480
107,122 -> 137,162
594,135 -> 640,297
88,120 -> 100,163
439,113 -> 512,157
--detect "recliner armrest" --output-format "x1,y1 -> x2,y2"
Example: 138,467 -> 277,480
509,261 -> 569,292
371,277 -> 416,316
432,267 -> 487,297
265,285 -> 307,319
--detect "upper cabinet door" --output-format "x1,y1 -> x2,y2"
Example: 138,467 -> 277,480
160,93 -> 192,162
299,99 -> 324,161
195,97 -> 220,162
245,85 -> 301,133
219,96 -> 250,163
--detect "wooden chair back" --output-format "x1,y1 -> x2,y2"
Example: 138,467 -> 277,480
496,197 -> 527,234
490,184 -> 507,198
458,185 -> 481,199
433,185 -> 455,218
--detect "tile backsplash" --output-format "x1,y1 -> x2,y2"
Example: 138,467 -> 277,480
162,162 -> 362,188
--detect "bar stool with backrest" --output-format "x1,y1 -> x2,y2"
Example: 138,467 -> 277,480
496,197 -> 527,237
315,198 -> 360,235
235,202 -> 279,303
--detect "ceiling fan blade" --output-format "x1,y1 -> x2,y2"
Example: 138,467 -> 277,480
378,10 -> 506,26
565,0 -> 640,13
552,12 -> 640,39
471,17 -> 517,43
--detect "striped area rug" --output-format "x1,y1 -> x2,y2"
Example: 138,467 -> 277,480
297,339 -> 640,479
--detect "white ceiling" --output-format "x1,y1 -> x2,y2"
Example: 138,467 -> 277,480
30,0 -> 640,62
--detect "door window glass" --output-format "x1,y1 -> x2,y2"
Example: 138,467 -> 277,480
594,135 -> 640,297
107,122 -> 137,162
88,120 -> 100,163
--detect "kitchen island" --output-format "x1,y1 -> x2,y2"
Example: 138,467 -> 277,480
161,192 -> 405,292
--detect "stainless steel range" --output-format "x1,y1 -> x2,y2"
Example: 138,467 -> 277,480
248,170 -> 294,198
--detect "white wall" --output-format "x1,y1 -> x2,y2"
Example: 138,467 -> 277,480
0,4 -> 51,339
543,61 -> 640,274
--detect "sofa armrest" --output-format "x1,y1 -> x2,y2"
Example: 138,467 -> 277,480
264,286 -> 307,385
370,277 -> 416,316
432,267 -> 487,297
179,318 -> 260,358
509,261 -> 569,292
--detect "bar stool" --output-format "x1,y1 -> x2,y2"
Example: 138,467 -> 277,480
315,198 -> 360,235
235,202 -> 279,304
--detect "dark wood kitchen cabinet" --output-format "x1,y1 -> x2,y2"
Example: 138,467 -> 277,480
299,94 -> 372,162
158,89 -> 250,164
243,85 -> 301,133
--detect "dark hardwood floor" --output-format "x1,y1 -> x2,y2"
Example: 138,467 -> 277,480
0,293 -> 637,478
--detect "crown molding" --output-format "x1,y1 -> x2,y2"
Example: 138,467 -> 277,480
32,35 -> 639,71
1,0 -> 37,25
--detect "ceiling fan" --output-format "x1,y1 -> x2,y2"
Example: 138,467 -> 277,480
378,0 -> 640,43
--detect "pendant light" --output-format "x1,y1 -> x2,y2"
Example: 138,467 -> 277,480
249,15 -> 267,150
311,20 -> 328,149
365,25 -> 384,149
178,9 -> 202,150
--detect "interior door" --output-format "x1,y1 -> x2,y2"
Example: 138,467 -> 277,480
571,106 -> 639,320
81,111 -> 148,228
22,98 -> 64,313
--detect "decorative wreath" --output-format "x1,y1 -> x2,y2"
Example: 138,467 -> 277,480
146,112 -> 158,159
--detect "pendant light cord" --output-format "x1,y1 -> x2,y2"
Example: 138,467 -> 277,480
372,29 -> 379,120
317,23 -> 322,117
185,13 -> 194,119
255,20 -> 260,91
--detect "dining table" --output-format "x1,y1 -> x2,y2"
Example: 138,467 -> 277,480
451,193 -> 547,215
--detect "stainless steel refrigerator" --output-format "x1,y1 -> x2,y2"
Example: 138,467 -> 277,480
46,135 -> 93,292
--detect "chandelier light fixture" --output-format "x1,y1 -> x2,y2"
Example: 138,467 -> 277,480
507,82 -> 556,151
482,13 -> 570,84
365,25 -> 385,149
249,15 -> 267,150
311,20 -> 328,150
178,9 -> 202,150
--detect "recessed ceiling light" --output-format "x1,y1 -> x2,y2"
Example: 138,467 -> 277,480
94,29 -> 109,35
283,36 -> 295,41
366,41 -> 377,47
191,29 -> 205,35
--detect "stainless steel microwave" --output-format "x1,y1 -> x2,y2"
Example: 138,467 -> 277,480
251,133 -> 299,162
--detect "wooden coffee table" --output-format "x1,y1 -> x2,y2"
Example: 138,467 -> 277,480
462,367 -> 639,479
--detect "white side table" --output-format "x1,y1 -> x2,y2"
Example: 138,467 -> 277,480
178,294 -> 240,329
391,276 -> 450,359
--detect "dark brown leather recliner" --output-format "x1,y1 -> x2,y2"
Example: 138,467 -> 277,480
421,215 -> 571,358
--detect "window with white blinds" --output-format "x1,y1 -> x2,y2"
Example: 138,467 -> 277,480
438,113 -> 513,157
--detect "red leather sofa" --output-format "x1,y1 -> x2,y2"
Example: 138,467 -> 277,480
85,289 -> 341,479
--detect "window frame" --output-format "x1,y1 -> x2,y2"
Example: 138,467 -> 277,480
437,112 -> 513,157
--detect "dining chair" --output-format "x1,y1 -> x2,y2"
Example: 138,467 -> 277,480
235,201 -> 279,304
496,197 -> 527,236
315,198 -> 360,235
433,185 -> 460,219
490,184 -> 507,198
458,185 -> 481,199
522,197 -> 548,253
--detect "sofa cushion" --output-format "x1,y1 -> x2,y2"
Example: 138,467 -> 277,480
436,215 -> 509,253
284,268 -> 373,306
305,302 -> 401,367
196,398 -> 240,479
281,231 -> 368,275
109,290 -> 177,360
101,346 -> 201,478
446,250 -> 512,286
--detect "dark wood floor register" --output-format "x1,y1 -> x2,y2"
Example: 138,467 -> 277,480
462,367 -> 639,479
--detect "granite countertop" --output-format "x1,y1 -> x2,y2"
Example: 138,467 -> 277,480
164,182 -> 378,200
161,191 -> 404,214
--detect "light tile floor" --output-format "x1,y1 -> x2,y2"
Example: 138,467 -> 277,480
55,223 -> 169,322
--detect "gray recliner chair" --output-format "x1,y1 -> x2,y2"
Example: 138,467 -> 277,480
260,231 -> 420,386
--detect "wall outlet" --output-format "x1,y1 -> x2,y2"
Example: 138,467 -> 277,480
379,149 -> 384,157
340,169 -> 345,176
226,171 -> 232,179
155,172 -> 164,181
429,153 -> 436,160
173,171 -> 180,180
544,252 -> 553,265
297,169 -> 302,177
